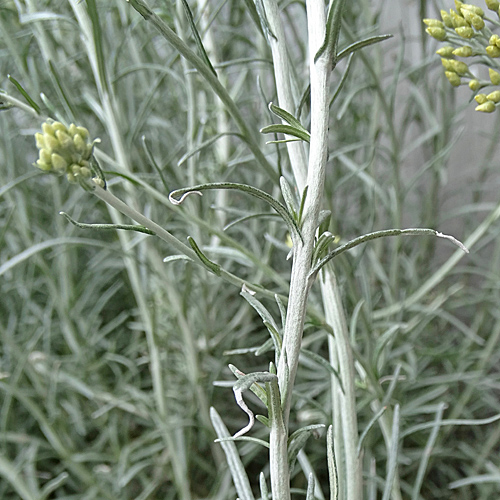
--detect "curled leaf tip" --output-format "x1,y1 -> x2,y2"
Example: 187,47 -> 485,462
435,231 -> 469,253
169,190 -> 203,205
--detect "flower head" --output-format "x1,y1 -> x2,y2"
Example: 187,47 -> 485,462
34,119 -> 103,186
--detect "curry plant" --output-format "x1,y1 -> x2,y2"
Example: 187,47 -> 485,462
3,0 -> 500,499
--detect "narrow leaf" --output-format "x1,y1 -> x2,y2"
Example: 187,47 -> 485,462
327,426 -> 338,500
336,34 -> 393,62
306,473 -> 316,500
178,132 -> 243,166
259,473 -> 269,500
357,406 -> 387,456
280,176 -> 298,220
60,212 -> 155,235
233,371 -> 277,437
314,0 -> 347,64
381,405 -> 400,500
215,436 -> 270,448
179,0 -> 217,76
288,425 -> 326,471
260,124 -> 310,143
269,102 -> 310,135
187,236 -> 221,276
169,182 -> 303,242
7,74 -> 41,114
309,228 -> 469,278
210,408 -> 256,500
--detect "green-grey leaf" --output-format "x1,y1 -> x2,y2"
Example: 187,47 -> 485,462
260,124 -> 310,143
169,182 -> 303,243
336,34 -> 393,62
314,0 -> 347,64
179,0 -> 217,76
187,236 -> 221,276
7,74 -> 41,114
60,212 -> 155,235
269,102 -> 310,135
288,424 -> 325,471
210,408 -> 256,500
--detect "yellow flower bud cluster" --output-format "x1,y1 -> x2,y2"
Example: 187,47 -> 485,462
34,120 -> 100,184
424,1 -> 500,113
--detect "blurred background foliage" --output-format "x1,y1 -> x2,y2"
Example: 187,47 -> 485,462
1,0 -> 499,498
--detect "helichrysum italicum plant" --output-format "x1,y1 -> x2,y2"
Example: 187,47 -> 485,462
34,118 -> 104,187
424,0 -> 500,112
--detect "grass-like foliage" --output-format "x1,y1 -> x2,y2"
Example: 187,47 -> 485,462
1,1 -> 500,499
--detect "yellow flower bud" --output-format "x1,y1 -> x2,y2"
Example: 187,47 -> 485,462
437,46 -> 455,57
55,130 -> 73,150
445,71 -> 462,86
51,153 -> 68,173
42,122 -> 55,136
39,149 -> 52,164
450,10 -> 468,27
490,35 -> 500,46
51,121 -> 67,134
485,0 -> 500,10
469,79 -> 481,90
451,60 -> 469,74
76,126 -> 90,141
35,132 -> 45,150
455,26 -> 474,38
475,101 -> 496,112
460,4 -> 484,17
486,91 -> 500,102
461,9 -> 484,30
80,167 -> 91,179
73,133 -> 87,155
475,93 -> 488,104
43,133 -> 59,152
35,159 -> 52,171
486,45 -> 500,57
423,18 -> 444,28
489,68 -> 500,85
453,46 -> 473,57
426,27 -> 447,40
454,0 -> 464,10
440,10 -> 454,28
441,58 -> 455,71
34,119 -> 100,185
